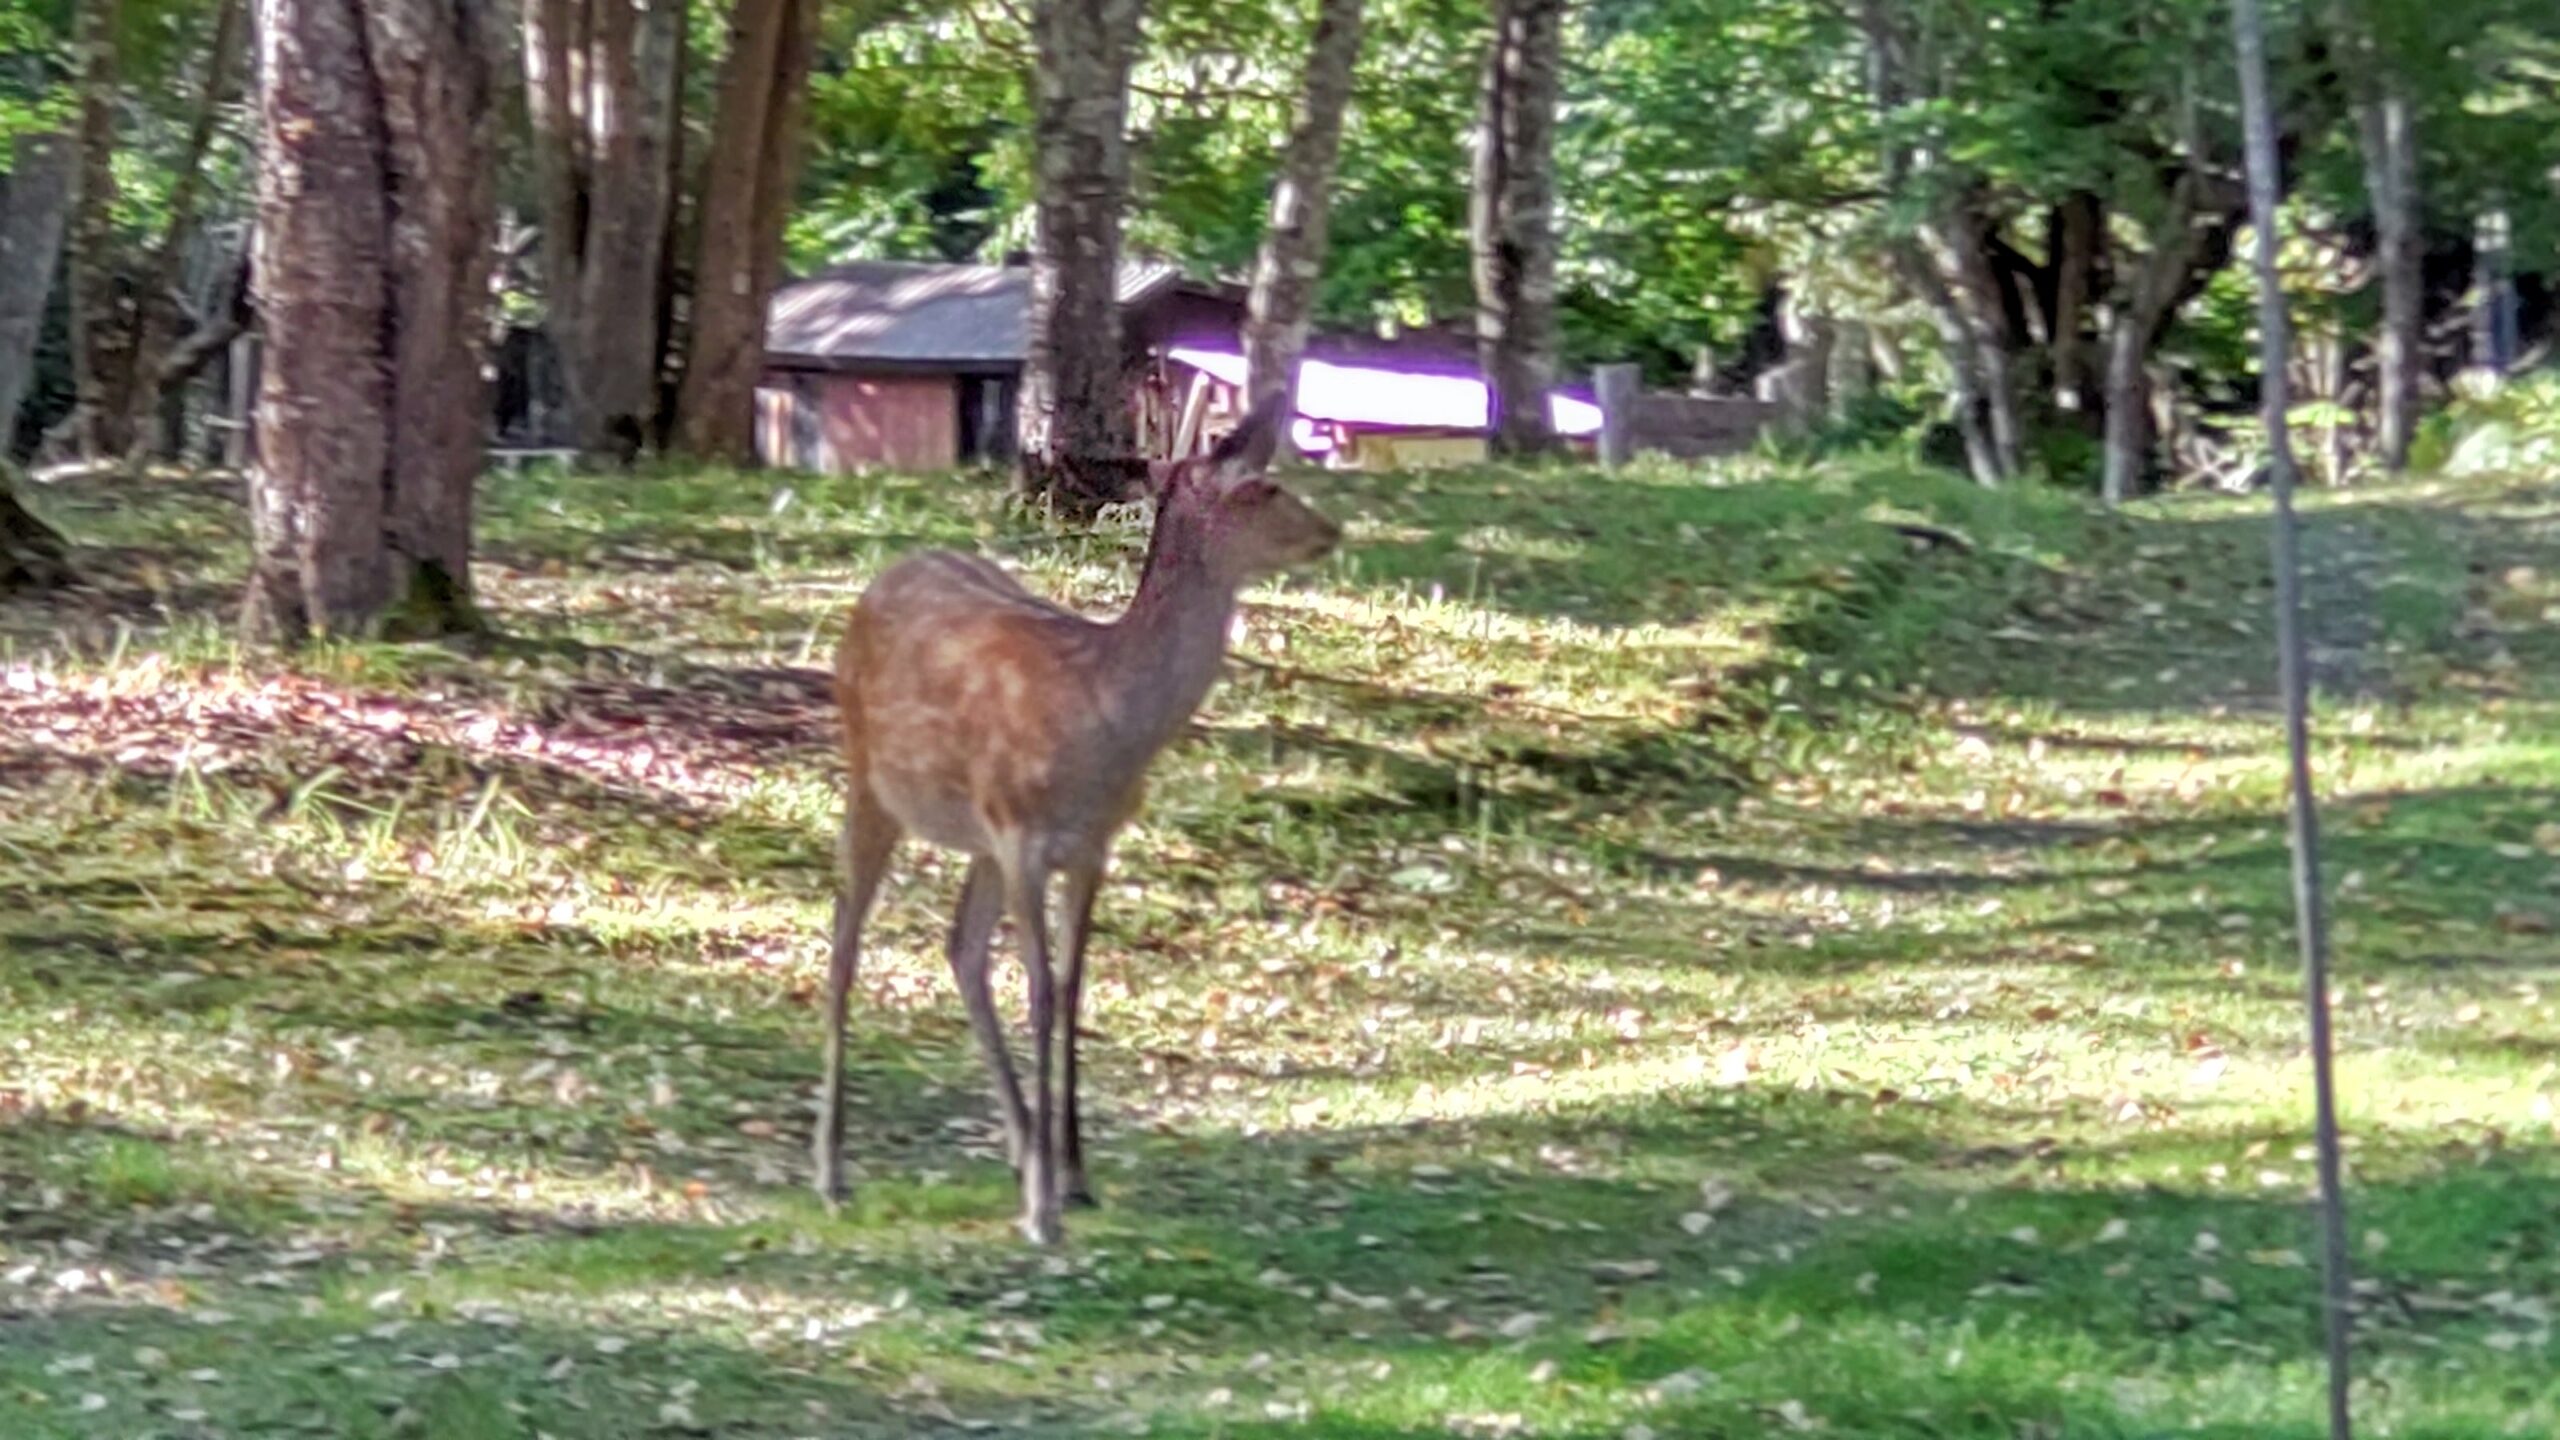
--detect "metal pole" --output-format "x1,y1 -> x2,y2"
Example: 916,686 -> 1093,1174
2232,3 -> 2354,1436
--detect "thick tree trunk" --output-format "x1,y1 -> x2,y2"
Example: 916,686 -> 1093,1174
673,0 -> 818,466
1470,0 -> 1563,457
245,0 -> 495,643
0,133 -> 76,446
0,467 -> 74,592
368,0 -> 498,625
66,0 -> 123,460
1236,0 -> 1365,469
527,0 -> 684,459
1017,0 -> 1146,508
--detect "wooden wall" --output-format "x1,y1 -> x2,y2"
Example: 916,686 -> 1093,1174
755,369 -> 961,471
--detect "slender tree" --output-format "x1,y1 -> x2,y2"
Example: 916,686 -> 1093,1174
1471,0 -> 1563,457
1018,0 -> 1147,508
64,0 -> 121,460
526,0 -> 687,459
2233,3 -> 2354,1435
1236,0 -> 1366,469
2331,0 -> 2421,474
244,0 -> 497,642
674,0 -> 819,465
105,0 -> 245,460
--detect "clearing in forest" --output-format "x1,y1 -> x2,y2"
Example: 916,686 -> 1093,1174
3,457 -> 2558,1438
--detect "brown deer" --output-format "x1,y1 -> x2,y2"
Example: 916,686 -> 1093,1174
815,397 -> 1336,1245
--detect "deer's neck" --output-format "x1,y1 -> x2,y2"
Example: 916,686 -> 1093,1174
1103,520 -> 1238,751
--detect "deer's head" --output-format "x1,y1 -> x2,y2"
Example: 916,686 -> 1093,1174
1146,396 -> 1341,582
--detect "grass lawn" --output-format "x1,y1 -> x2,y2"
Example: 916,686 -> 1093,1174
3,451 -> 2557,1438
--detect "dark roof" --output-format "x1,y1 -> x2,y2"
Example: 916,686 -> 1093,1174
765,259 -> 1185,368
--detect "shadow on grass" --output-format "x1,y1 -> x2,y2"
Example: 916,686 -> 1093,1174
7,1073 -> 2553,1437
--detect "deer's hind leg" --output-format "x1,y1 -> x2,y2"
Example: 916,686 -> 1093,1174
814,787 -> 900,1205
1005,864 -> 1064,1247
1053,861 -> 1104,1209
944,858 -> 1030,1171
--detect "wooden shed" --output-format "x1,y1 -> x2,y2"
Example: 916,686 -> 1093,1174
756,259 -> 1207,473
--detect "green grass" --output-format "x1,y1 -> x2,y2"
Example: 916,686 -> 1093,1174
3,452 -> 2559,1437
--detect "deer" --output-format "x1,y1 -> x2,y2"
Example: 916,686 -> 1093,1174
813,396 -> 1337,1246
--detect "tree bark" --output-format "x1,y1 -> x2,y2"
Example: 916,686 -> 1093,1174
1854,0 -> 2015,485
673,0 -> 818,466
1470,0 -> 1563,457
66,0 -> 123,460
2100,172 -> 2245,504
2050,191 -> 2102,418
1236,0 -> 1365,470
2330,0 -> 2420,473
111,0 -> 245,461
0,133 -> 76,448
526,0 -> 685,459
1,466 -> 74,592
1017,0 -> 1147,508
2361,83 -> 2420,473
245,0 -> 496,643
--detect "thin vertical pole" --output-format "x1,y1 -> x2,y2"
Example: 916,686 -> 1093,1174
2232,3 -> 2354,1436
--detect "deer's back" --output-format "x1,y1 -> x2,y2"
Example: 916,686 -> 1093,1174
835,551 -> 1133,856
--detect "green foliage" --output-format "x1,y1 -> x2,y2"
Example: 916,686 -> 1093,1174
2410,368 -> 2560,475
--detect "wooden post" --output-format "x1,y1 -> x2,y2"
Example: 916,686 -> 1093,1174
1171,370 -> 1214,459
1594,362 -> 1639,469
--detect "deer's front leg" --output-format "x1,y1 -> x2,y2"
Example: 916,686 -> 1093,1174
945,858 -> 1029,1169
1008,868 -> 1064,1247
1054,863 -> 1104,1209
815,796 -> 897,1205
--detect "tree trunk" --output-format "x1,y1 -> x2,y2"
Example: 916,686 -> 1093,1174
2362,83 -> 2420,473
1017,0 -> 1147,508
527,0 -> 685,460
1236,0 -> 1365,469
1470,0 -> 1563,457
1854,0 -> 2013,486
111,0 -> 245,461
2050,191 -> 2102,418
66,0 -> 123,460
673,0 -> 818,466
2330,0 -> 2420,473
2099,173 -> 2242,505
245,0 -> 495,644
651,0 -> 691,443
0,133 -> 76,448
0,467 -> 74,592
2100,311 -> 2159,505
